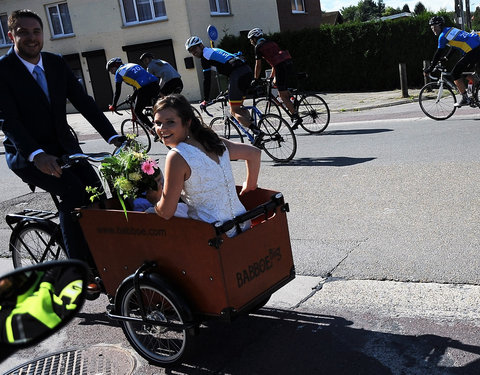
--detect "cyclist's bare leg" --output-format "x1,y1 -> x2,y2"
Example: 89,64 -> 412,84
278,89 -> 296,115
454,78 -> 467,95
230,102 -> 254,129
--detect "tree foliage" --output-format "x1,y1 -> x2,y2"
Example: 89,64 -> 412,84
341,0 -> 385,22
414,2 -> 426,15
472,6 -> 480,30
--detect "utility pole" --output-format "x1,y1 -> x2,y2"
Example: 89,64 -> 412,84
455,0 -> 465,29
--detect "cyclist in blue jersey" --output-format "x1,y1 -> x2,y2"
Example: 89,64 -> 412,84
185,36 -> 264,146
424,16 -> 480,107
106,57 -> 160,128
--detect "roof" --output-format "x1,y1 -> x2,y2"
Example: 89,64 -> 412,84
320,11 -> 344,25
380,12 -> 413,21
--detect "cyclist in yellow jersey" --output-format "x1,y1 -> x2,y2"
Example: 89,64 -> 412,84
107,57 -> 159,128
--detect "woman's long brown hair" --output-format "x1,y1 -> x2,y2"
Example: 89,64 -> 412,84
153,94 -> 226,155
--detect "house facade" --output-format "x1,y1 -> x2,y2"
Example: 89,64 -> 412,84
1,0 -> 321,110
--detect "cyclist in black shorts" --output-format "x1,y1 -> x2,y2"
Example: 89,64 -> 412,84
185,36 -> 264,145
424,16 -> 480,107
247,28 -> 301,128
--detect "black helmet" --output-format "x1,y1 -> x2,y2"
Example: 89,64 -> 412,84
429,16 -> 445,27
106,57 -> 122,70
140,52 -> 154,60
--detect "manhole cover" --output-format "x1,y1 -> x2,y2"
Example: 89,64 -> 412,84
5,345 -> 136,375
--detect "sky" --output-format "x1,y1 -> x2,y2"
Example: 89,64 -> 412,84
321,0 -> 456,12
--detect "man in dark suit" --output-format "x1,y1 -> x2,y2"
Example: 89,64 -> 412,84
0,9 -> 122,286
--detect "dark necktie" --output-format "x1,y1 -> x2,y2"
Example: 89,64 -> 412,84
33,65 -> 50,102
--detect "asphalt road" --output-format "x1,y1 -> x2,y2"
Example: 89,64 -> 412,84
1,101 -> 479,374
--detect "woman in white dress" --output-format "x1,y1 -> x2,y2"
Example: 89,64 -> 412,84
146,94 -> 261,236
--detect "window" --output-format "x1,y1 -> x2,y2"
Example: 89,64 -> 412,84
209,0 -> 230,15
121,0 -> 167,25
0,13 -> 12,47
291,0 -> 306,13
46,3 -> 74,37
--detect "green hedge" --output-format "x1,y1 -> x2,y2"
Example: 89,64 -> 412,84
219,13 -> 454,92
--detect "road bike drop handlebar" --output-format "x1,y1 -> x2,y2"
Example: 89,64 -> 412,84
112,95 -> 136,116
200,91 -> 229,117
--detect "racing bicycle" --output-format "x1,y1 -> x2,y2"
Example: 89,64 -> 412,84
202,91 -> 297,162
419,62 -> 480,121
253,72 -> 330,133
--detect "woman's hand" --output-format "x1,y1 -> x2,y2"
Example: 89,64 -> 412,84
146,174 -> 163,205
145,187 -> 162,205
239,181 -> 257,196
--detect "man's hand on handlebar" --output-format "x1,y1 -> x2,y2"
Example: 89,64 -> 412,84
34,152 -> 62,178
111,135 -> 127,148
108,105 -> 116,112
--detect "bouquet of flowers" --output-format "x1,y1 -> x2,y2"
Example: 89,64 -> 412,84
87,139 -> 161,219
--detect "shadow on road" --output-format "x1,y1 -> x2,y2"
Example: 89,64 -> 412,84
169,308 -> 480,375
274,156 -> 376,167
323,128 -> 394,136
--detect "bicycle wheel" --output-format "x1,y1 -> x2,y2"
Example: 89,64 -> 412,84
254,98 -> 282,117
121,119 -> 152,152
259,114 -> 297,162
209,116 -> 230,138
191,105 -> 205,125
10,221 -> 67,268
297,94 -> 330,133
419,82 -> 457,120
117,277 -> 192,366
209,117 -> 244,142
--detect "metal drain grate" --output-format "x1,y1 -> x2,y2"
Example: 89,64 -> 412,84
5,345 -> 136,375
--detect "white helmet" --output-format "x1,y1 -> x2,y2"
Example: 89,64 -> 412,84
106,57 -> 122,70
185,36 -> 203,51
247,28 -> 264,39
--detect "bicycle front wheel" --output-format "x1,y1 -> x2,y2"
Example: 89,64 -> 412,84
419,82 -> 457,120
117,277 -> 193,366
209,117 -> 244,143
259,114 -> 297,162
297,94 -> 330,133
254,98 -> 282,117
121,119 -> 152,152
10,221 -> 67,268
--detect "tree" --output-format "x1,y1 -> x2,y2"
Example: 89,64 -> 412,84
472,6 -> 480,30
402,4 -> 411,13
341,0 -> 385,22
383,6 -> 402,16
414,2 -> 426,15
341,5 -> 358,22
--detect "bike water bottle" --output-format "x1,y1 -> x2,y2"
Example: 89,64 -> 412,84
468,79 -> 473,95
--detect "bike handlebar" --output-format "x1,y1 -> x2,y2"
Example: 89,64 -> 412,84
113,95 -> 136,115
57,141 -> 128,168
200,91 -> 229,117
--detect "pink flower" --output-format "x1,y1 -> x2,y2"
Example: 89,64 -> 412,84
141,159 -> 158,175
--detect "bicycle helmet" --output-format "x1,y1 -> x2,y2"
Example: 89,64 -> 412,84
139,52 -> 153,60
106,57 -> 122,70
185,36 -> 203,51
429,16 -> 445,27
247,28 -> 264,39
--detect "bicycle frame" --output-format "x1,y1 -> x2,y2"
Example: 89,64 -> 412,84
257,78 -> 300,116
228,105 -> 264,143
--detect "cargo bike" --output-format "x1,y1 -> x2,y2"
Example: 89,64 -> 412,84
76,187 -> 295,366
